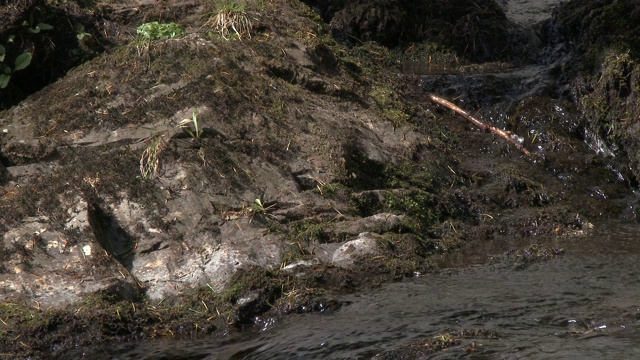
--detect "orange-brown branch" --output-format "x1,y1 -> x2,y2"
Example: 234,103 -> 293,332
428,93 -> 530,156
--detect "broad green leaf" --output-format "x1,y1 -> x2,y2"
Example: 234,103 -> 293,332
7,35 -> 15,43
14,52 -> 32,71
0,74 -> 10,89
37,23 -> 53,30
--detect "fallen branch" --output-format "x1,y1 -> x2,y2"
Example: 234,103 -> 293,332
428,93 -> 530,156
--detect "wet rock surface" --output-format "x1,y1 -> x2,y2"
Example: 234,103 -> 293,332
0,0 -> 639,358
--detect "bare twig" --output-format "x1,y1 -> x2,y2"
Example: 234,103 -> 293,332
428,93 -> 530,156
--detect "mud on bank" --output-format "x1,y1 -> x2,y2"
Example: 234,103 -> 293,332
1,0 -> 639,358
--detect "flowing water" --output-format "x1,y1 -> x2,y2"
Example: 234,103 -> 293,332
504,0 -> 565,25
76,1 -> 640,359
79,221 -> 640,359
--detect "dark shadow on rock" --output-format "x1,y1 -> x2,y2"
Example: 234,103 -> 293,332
100,278 -> 145,303
86,197 -> 137,271
341,137 -> 388,191
0,154 -> 8,185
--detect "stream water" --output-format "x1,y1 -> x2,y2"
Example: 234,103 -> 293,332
504,0 -> 565,25
74,1 -> 640,359
79,221 -> 640,359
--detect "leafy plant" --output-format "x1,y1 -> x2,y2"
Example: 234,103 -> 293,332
178,111 -> 204,139
0,37 -> 32,89
75,24 -> 91,41
26,22 -> 53,34
135,21 -> 185,57
205,0 -> 253,41
250,198 -> 266,213
248,198 -> 276,215
136,22 -> 185,41
0,20 -> 52,89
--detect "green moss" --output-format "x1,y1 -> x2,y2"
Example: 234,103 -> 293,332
369,85 -> 412,124
316,181 -> 345,199
384,189 -> 439,229
394,41 -> 459,64
385,160 -> 435,190
287,220 -> 328,246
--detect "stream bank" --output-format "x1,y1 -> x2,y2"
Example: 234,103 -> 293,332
1,0 -> 639,358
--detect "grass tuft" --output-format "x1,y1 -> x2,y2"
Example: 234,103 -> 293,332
205,0 -> 254,41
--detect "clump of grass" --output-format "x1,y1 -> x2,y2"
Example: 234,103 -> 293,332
205,0 -> 254,41
178,111 -> 204,139
139,135 -> 166,179
139,111 -> 205,179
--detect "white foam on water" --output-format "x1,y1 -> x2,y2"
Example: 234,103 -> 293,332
505,0 -> 565,25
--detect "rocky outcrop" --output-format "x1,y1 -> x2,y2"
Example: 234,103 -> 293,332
0,2 -> 421,308
1,0 -> 638,358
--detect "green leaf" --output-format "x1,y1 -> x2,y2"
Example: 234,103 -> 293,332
37,23 -> 53,30
7,35 -> 15,43
0,74 -> 10,89
14,52 -> 32,71
0,45 -> 5,62
136,21 -> 184,40
28,27 -> 41,33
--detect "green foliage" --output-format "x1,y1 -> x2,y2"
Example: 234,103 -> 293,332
75,24 -> 91,41
248,198 -> 276,214
250,198 -> 266,213
136,21 -> 185,41
0,41 -> 33,89
178,111 -> 204,139
14,52 -> 32,71
26,22 -> 54,34
0,20 -> 52,89
135,21 -> 185,57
